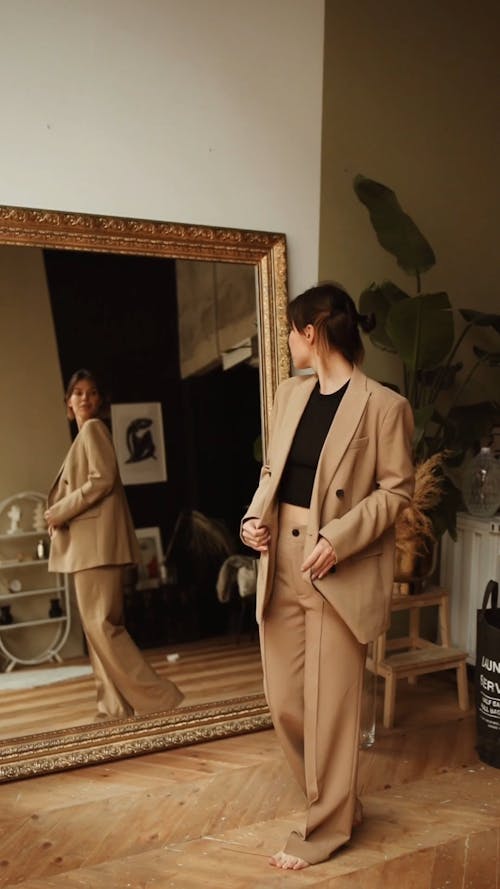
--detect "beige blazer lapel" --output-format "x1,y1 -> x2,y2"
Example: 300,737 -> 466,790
309,365 -> 371,527
51,458 -> 67,487
47,459 -> 67,504
47,434 -> 78,503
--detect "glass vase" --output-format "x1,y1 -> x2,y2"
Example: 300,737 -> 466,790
462,447 -> 500,518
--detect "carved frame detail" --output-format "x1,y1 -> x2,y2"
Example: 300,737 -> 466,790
0,205 -> 290,451
0,204 -> 289,782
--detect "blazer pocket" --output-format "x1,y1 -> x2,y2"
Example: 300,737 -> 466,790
347,435 -> 369,451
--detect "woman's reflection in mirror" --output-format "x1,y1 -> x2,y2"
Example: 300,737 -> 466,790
44,368 -> 184,719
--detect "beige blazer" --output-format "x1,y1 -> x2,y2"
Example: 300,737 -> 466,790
47,419 -> 140,574
242,365 -> 415,643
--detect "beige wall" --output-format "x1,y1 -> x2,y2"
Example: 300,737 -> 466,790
0,247 -> 70,498
319,0 -> 499,394
0,249 -> 83,660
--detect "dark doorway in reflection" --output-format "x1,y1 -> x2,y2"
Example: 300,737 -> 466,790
44,249 -> 261,648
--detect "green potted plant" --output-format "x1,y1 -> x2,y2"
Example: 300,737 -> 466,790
353,175 -> 500,551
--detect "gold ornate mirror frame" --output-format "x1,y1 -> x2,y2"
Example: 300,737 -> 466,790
0,204 -> 290,782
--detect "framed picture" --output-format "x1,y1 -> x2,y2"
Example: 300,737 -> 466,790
111,402 -> 167,485
135,527 -> 164,590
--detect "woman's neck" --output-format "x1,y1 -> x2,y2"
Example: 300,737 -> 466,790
313,353 -> 353,395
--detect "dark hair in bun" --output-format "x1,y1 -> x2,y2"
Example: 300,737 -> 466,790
286,282 -> 375,364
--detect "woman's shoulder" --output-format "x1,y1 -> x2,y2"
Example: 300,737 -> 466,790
367,377 -> 406,403
359,371 -> 411,419
276,373 -> 315,395
272,373 -> 314,409
79,418 -> 113,441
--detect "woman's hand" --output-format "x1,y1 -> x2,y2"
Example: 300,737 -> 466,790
44,508 -> 58,537
301,536 -> 337,580
241,518 -> 271,553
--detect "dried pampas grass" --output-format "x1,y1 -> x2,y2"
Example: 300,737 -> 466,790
164,509 -> 235,580
395,452 -> 447,581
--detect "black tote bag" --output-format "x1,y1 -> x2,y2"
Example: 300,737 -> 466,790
475,579 -> 500,768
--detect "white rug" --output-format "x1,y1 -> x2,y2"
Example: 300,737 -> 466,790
0,664 -> 93,691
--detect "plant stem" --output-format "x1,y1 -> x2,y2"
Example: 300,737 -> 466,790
447,356 -> 485,409
423,353 -> 489,457
427,321 -> 472,404
409,300 -> 423,406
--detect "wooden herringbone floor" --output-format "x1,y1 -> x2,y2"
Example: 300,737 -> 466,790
0,639 -> 498,888
0,637 -> 263,740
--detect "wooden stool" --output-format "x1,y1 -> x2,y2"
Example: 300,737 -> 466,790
366,585 -> 469,729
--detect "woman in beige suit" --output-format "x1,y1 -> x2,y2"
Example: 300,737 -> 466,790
45,369 -> 183,720
241,284 -> 414,869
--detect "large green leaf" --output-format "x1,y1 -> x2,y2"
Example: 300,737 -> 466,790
472,346 -> 500,366
429,475 -> 462,540
354,175 -> 436,276
446,401 -> 500,451
417,409 -> 455,461
386,292 -> 454,371
418,362 -> 463,390
460,309 -> 500,334
412,404 -> 435,452
359,281 -> 409,351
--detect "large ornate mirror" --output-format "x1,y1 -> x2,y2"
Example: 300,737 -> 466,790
0,204 -> 290,781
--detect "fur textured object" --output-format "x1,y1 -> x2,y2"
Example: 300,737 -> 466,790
395,452 -> 447,580
216,555 -> 257,603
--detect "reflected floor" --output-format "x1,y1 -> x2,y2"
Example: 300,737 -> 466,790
0,635 -> 263,741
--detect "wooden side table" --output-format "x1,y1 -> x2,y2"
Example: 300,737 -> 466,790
366,585 -> 470,728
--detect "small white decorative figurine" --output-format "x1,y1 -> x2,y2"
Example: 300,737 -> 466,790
6,505 -> 21,535
32,501 -> 46,533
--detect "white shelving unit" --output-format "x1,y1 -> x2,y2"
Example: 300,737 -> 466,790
440,511 -> 500,665
0,491 -> 70,672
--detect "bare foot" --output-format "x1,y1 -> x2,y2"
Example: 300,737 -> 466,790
269,851 -> 309,870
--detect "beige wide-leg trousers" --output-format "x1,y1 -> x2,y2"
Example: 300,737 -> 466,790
260,505 -> 366,864
74,565 -> 184,718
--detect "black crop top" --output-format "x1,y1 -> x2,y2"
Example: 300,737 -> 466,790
278,379 -> 349,508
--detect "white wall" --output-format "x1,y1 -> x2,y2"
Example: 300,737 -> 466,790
0,0 -> 325,295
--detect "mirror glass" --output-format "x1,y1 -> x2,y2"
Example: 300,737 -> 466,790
0,205 -> 289,781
